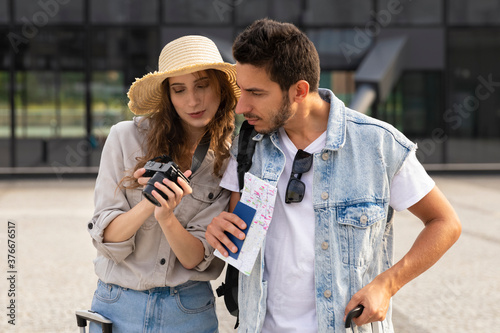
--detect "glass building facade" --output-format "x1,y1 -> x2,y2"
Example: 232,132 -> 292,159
1,0 -> 499,173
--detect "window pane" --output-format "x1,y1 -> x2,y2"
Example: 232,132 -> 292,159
92,71 -> 130,137
59,72 -> 85,137
17,30 -> 57,70
91,0 -> 158,24
235,0 -> 268,26
307,29 -> 373,69
272,0 -> 302,24
377,72 -> 444,164
91,29 -> 127,70
0,71 -> 9,138
14,29 -> 85,71
59,29 -> 86,70
377,0 -> 442,25
449,0 -> 500,26
163,0 -> 232,24
15,0 -> 83,24
15,71 -> 86,138
92,27 -> 159,87
303,0 -> 372,26
402,73 -> 443,137
14,71 -> 85,139
319,71 -> 356,105
126,28 -> 161,86
447,29 -> 500,163
15,71 -> 56,138
0,0 -> 8,23
1,28 -> 11,69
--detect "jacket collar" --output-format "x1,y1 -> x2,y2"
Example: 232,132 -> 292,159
250,88 -> 347,151
318,88 -> 346,151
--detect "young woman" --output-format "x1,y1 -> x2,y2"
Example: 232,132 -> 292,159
87,35 -> 239,333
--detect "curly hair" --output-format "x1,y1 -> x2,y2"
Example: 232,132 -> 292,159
120,69 -> 236,189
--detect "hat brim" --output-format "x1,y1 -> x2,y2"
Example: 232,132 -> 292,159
127,63 -> 239,115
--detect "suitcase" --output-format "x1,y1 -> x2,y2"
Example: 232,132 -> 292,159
345,305 -> 381,333
76,310 -> 112,333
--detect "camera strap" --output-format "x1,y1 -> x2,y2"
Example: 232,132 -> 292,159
190,131 -> 211,178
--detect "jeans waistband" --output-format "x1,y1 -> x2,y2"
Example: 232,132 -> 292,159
145,280 -> 207,295
99,279 -> 208,296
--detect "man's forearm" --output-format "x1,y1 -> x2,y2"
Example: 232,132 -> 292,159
379,215 -> 462,296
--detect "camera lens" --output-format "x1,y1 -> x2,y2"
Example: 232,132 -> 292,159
142,172 -> 169,207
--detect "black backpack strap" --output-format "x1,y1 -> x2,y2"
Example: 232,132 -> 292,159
236,120 -> 258,191
190,131 -> 211,177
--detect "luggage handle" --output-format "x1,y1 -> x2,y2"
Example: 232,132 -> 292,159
345,305 -> 364,329
345,305 -> 381,333
76,310 -> 112,333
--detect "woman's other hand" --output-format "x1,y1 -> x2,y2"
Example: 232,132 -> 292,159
133,167 -> 150,186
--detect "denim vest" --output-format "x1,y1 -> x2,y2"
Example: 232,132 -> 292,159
233,89 -> 416,333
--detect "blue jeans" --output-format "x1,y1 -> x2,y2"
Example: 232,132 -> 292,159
90,280 -> 218,333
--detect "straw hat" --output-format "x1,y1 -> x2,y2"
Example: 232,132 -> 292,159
127,35 -> 239,115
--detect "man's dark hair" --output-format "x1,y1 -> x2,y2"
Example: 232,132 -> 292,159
233,18 -> 320,93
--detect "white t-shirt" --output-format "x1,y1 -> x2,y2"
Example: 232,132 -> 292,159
219,128 -> 435,332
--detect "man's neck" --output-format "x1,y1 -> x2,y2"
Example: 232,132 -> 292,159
283,92 -> 330,150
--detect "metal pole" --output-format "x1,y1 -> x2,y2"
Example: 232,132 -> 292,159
9,0 -> 16,168
85,0 -> 92,167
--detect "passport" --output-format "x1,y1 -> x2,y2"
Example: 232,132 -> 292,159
222,201 -> 256,259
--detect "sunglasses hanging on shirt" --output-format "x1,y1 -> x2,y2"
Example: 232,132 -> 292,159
285,149 -> 313,204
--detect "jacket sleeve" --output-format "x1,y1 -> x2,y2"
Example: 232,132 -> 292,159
87,124 -> 138,264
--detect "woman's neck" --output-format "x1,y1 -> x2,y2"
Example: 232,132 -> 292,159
186,128 -> 206,149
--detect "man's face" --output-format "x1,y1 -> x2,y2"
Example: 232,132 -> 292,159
235,62 -> 293,134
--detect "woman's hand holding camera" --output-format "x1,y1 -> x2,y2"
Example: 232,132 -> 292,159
151,170 -> 192,222
133,167 -> 193,222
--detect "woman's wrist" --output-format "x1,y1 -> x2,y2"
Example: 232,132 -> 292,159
157,212 -> 177,228
140,197 -> 157,212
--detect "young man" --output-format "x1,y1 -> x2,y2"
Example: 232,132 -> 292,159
206,19 -> 461,332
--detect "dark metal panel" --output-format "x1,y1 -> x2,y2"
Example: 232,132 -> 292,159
379,28 -> 445,70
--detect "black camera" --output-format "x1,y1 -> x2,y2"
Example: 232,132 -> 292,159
142,155 -> 190,207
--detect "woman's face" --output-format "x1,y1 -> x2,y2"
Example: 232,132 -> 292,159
168,70 -> 221,133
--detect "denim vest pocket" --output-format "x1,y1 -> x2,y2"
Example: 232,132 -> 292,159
337,202 -> 387,267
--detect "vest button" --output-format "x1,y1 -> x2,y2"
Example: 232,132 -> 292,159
208,192 -> 214,199
160,258 -> 166,265
321,242 -> 329,250
324,290 -> 332,298
360,215 -> 368,225
321,192 -> 329,200
321,152 -> 329,161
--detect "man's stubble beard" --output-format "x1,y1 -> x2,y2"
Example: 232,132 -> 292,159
256,93 -> 293,135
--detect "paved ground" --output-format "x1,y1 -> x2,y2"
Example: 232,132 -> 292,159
0,174 -> 498,332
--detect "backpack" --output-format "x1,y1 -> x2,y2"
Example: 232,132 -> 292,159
215,120 -> 257,328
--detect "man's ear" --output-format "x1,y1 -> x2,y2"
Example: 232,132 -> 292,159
291,80 -> 310,102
